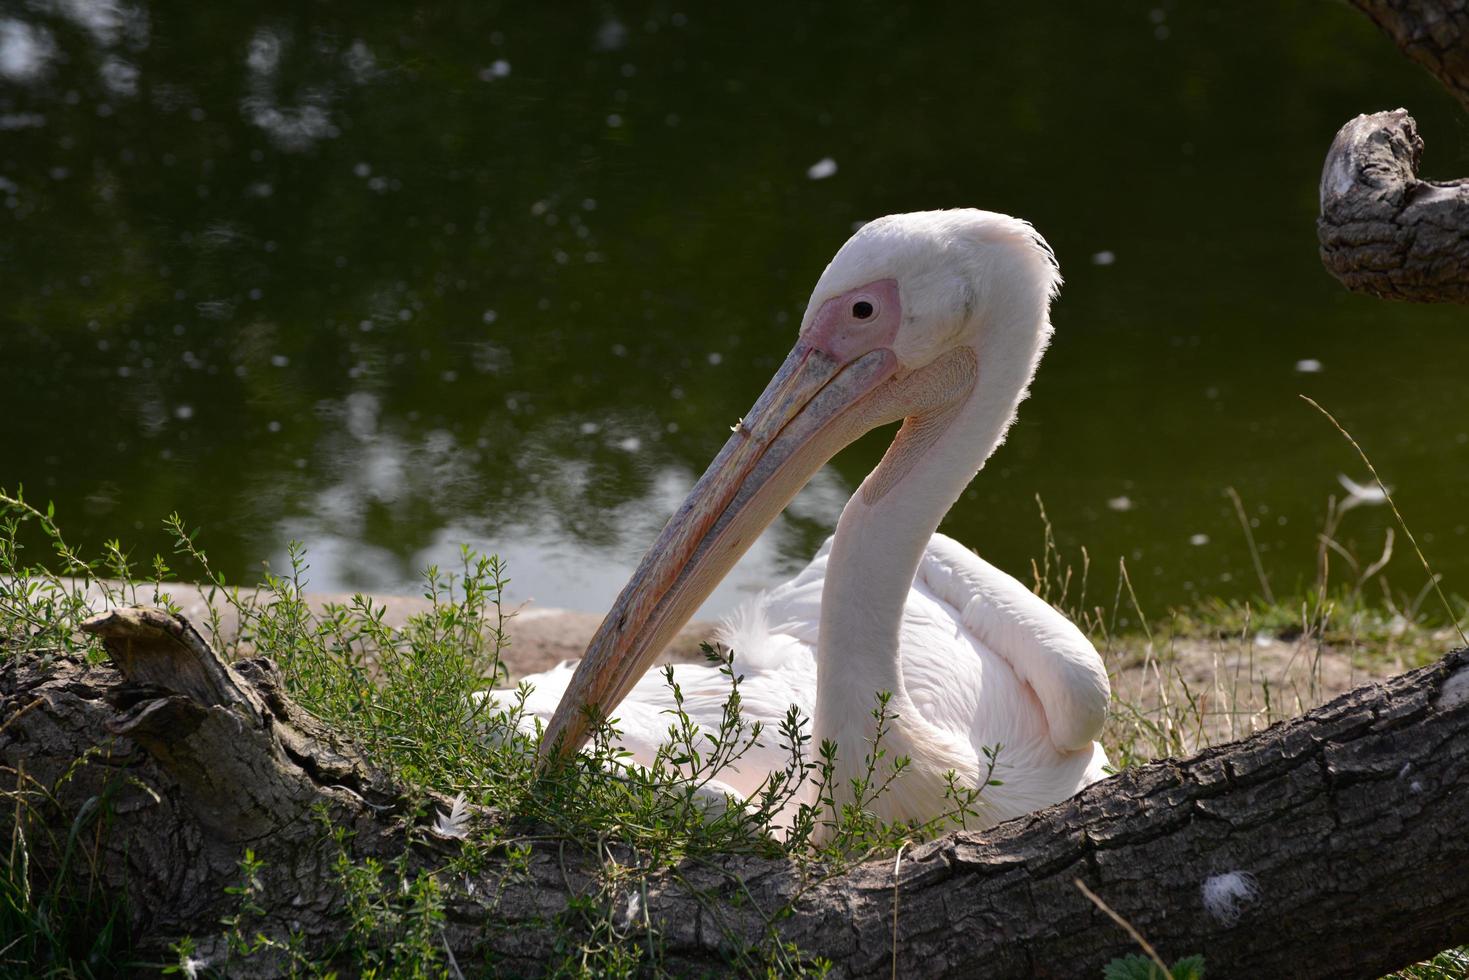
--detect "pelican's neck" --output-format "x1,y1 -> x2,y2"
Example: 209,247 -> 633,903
813,343 -> 1036,729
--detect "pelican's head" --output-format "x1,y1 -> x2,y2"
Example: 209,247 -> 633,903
799,209 -> 1060,376
538,209 -> 1062,762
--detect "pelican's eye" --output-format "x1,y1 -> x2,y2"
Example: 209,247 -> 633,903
851,300 -> 875,320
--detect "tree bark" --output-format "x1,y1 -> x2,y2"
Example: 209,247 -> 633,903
1318,2 -> 1469,302
1318,110 -> 1469,303
3,607 -> 1468,978
1348,0 -> 1469,113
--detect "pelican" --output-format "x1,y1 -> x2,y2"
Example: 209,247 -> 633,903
493,209 -> 1110,831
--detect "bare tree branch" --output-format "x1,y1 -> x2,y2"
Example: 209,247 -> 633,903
1348,0 -> 1469,113
3,608 -> 1468,977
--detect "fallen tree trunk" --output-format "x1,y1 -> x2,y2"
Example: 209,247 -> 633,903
2,607 -> 1467,977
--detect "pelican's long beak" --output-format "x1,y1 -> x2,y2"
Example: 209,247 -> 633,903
538,339 -> 901,762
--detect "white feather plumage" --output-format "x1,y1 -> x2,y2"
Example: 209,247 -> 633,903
495,531 -> 1108,826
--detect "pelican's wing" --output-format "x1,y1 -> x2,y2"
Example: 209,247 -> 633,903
720,536 -> 832,656
914,534 -> 1108,752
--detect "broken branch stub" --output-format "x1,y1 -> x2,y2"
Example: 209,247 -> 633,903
81,605 -> 245,706
1318,109 -> 1469,303
78,604 -> 400,842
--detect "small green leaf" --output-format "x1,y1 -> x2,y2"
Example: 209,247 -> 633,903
1102,954 -> 1166,980
1101,953 -> 1205,980
1171,954 -> 1206,979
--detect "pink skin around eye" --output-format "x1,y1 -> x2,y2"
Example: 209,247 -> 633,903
804,278 -> 902,361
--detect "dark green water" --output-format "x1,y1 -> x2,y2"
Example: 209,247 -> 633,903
3,2 -> 1466,618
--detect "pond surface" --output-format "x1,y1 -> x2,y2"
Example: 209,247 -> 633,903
3,2 -> 1467,621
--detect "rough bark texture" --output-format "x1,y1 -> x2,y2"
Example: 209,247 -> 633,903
1318,2 -> 1469,301
1349,0 -> 1469,113
3,607 -> 1468,978
1,609 -> 415,965
1318,110 -> 1469,302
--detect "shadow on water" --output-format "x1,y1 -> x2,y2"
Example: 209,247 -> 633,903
1,1 -> 1466,616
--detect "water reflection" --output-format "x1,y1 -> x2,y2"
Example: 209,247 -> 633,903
242,27 -> 339,152
0,19 -> 55,82
261,397 -> 849,613
1,2 -> 1467,619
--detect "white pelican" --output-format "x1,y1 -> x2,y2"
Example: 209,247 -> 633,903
497,209 -> 1110,831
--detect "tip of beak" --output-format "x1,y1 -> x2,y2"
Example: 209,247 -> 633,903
536,697 -> 607,771
534,716 -> 578,769
535,735 -> 570,769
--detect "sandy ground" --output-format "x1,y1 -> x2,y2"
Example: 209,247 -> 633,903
63,578 -> 716,677
54,578 -> 1456,747
1106,634 -> 1366,750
